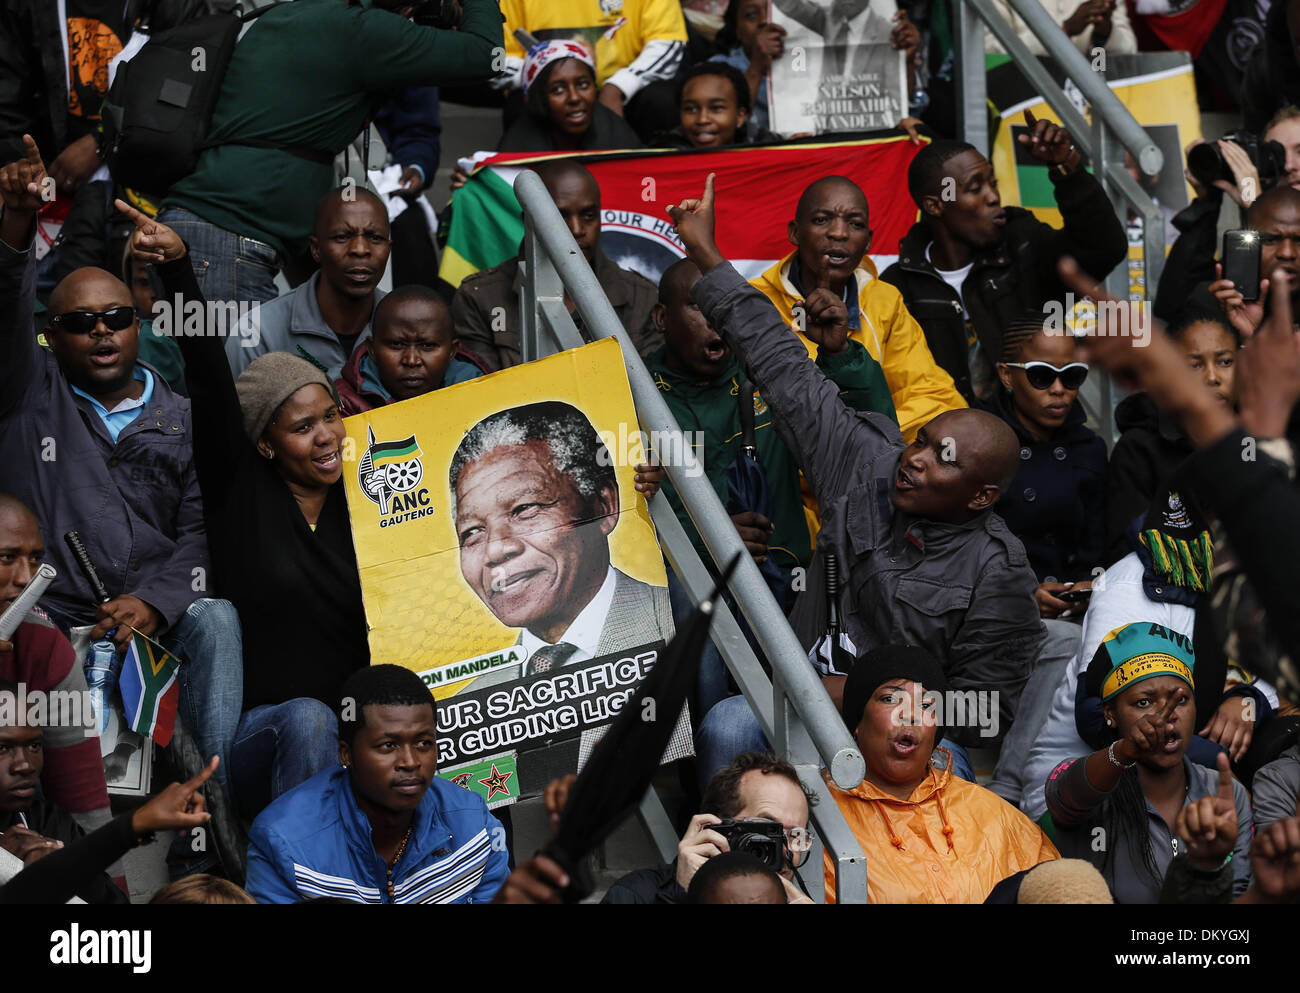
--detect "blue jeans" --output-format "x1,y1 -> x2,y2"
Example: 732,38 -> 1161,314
162,598 -> 243,877
164,598 -> 243,797
694,694 -> 978,793
695,694 -> 768,793
230,699 -> 339,817
156,206 -> 281,305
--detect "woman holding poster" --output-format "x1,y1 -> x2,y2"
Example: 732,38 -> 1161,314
119,201 -> 369,817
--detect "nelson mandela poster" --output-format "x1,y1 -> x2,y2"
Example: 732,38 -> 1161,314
768,0 -> 908,134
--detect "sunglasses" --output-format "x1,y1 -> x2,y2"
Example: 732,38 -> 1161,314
48,306 -> 137,335
1003,361 -> 1088,391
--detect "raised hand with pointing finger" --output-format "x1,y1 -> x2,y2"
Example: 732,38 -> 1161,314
666,172 -> 725,273
1174,752 -> 1239,870
114,198 -> 187,265
801,255 -> 850,354
0,134 -> 49,249
0,135 -> 49,215
1111,684 -> 1184,766
132,755 -> 218,835
1019,110 -> 1080,172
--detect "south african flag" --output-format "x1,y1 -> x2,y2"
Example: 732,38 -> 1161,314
118,630 -> 181,747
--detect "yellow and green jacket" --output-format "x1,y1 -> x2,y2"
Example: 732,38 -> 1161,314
750,251 -> 966,444
646,343 -> 895,573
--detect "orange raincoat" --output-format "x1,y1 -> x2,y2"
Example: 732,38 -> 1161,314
824,751 -> 1059,903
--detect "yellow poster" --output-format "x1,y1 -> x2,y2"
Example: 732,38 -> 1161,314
342,336 -> 670,694
989,53 -> 1203,302
342,337 -> 687,806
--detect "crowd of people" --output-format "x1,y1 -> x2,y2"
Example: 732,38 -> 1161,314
2,0 -> 1300,909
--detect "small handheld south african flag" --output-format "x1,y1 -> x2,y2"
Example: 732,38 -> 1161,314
117,629 -> 181,746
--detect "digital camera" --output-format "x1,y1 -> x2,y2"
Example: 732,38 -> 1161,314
1187,130 -> 1285,191
713,818 -> 790,871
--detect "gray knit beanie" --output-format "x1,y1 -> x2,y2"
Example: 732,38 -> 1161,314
235,352 -> 335,443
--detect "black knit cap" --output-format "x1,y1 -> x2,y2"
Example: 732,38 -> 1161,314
840,646 -> 950,733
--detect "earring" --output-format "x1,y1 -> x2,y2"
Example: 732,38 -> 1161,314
1105,718 -> 1114,727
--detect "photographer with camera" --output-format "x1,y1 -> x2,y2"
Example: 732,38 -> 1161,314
1154,128 -> 1291,325
602,751 -> 815,904
157,0 -> 503,306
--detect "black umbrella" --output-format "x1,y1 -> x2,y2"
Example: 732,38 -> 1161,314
724,378 -> 791,610
540,553 -> 742,902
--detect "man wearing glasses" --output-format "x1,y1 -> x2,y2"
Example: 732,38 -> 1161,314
881,119 -> 1127,405
602,751 -> 815,904
0,138 -> 241,880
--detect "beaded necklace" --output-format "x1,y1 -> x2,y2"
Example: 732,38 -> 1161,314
385,825 -> 414,903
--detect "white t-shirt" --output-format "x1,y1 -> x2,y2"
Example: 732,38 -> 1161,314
519,565 -> 618,667
926,242 -> 973,317
924,242 -> 994,399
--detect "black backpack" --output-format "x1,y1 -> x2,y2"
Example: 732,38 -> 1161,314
101,2 -> 334,195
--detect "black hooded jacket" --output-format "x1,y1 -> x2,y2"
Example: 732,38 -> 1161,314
880,167 -> 1127,403
1104,392 -> 1194,566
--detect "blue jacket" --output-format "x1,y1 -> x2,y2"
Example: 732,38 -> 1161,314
374,86 -> 442,188
0,233 -> 207,630
246,765 -> 508,904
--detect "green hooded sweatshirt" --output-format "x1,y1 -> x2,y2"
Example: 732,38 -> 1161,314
646,339 -> 897,572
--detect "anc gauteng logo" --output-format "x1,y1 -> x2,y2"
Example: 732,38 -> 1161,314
358,427 -> 434,528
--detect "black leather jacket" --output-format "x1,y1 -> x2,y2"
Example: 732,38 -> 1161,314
880,167 -> 1127,404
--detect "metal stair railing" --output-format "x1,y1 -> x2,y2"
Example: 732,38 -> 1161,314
513,169 -> 868,903
956,0 -> 1167,444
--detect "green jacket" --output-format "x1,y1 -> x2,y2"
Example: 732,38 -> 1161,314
647,341 -> 896,572
164,0 -> 502,257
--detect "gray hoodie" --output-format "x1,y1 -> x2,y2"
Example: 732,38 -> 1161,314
693,262 -> 1045,746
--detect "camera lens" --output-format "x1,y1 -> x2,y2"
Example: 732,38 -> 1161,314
1186,142 -> 1222,191
736,833 -> 783,870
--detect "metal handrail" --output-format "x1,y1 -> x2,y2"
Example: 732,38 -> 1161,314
512,169 -> 869,902
956,0 -> 1170,442
989,0 -> 1162,175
